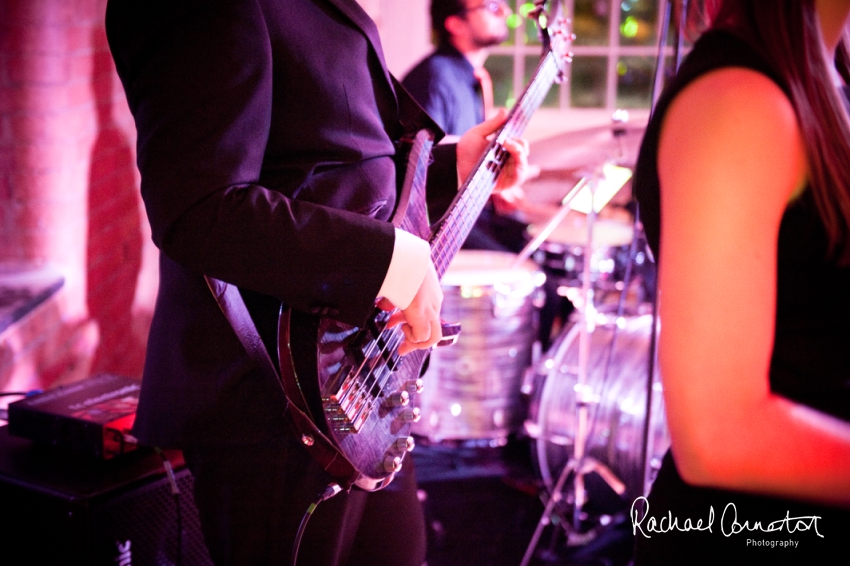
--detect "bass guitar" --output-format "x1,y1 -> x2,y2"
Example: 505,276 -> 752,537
278,0 -> 574,491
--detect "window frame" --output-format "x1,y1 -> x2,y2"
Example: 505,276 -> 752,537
487,0 -> 670,111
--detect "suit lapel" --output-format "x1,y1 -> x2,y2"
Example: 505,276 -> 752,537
322,0 -> 395,96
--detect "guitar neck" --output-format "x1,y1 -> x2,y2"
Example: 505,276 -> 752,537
430,49 -> 563,277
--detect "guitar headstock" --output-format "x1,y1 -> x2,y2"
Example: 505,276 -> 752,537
529,0 -> 574,83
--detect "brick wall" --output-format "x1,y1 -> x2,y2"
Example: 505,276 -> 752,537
0,0 -> 155,398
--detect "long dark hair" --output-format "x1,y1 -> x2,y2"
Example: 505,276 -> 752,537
696,0 -> 850,263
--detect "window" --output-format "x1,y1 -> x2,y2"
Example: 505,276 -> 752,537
486,0 -> 668,111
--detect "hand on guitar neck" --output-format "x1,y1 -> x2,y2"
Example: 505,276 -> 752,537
457,108 -> 533,190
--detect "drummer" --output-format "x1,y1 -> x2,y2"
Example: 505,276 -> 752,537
402,0 -> 531,254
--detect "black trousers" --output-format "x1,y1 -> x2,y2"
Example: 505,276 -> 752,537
183,432 -> 426,566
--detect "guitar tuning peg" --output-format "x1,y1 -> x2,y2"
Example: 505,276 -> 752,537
401,407 -> 421,423
386,390 -> 410,407
383,455 -> 403,473
394,436 -> 415,453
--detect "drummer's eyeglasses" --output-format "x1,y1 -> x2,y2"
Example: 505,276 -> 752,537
464,1 -> 509,15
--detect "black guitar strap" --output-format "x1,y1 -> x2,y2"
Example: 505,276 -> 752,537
204,276 -> 360,490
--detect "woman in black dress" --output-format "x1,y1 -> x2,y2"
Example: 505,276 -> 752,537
631,0 -> 850,563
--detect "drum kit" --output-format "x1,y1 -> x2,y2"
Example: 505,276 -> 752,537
414,114 -> 670,561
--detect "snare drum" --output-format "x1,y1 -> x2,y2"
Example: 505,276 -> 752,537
413,250 -> 545,442
529,216 -> 635,292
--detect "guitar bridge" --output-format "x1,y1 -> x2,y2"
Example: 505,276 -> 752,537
323,365 -> 368,433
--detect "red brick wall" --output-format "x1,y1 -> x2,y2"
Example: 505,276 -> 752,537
0,0 -> 155,398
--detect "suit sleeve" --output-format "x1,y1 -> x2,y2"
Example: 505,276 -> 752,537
107,0 -> 396,326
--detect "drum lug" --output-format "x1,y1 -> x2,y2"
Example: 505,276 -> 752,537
520,364 -> 539,396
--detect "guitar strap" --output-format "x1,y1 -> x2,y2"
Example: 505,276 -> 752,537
204,276 -> 359,490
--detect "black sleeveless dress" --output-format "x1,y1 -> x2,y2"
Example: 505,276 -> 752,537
632,29 -> 850,565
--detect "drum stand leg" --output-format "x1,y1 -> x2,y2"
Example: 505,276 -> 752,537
519,403 -> 627,566
520,170 -> 627,566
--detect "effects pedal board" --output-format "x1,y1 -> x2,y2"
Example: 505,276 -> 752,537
7,373 -> 140,459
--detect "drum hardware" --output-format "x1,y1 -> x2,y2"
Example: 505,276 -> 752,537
637,0 -> 685,497
520,310 -> 669,563
512,176 -> 590,269
611,108 -> 630,153
521,166 -> 619,565
519,159 -> 664,565
634,204 -> 661,502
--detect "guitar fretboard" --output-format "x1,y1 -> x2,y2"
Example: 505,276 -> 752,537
430,49 -> 562,277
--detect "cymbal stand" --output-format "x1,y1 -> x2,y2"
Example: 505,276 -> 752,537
519,167 -> 626,566
511,177 -> 589,269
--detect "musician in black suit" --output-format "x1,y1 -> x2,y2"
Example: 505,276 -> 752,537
105,0 -> 528,564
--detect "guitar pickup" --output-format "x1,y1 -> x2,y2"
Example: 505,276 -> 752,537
367,308 -> 391,336
386,351 -> 401,371
369,364 -> 390,397
349,330 -> 375,364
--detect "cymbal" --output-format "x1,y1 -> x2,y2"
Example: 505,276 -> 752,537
520,121 -> 647,216
528,121 -> 647,173
527,215 -> 635,248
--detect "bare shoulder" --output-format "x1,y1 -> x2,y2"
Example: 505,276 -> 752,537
664,66 -> 798,135
659,66 -> 806,207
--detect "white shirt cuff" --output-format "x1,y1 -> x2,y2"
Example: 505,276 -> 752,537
377,229 -> 431,310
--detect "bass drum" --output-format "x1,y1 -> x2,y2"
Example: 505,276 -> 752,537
413,250 -> 545,443
524,312 -> 670,503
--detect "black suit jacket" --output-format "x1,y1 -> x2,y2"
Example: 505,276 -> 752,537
106,0 -> 456,447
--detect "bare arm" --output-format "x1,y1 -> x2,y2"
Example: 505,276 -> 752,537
657,67 -> 850,506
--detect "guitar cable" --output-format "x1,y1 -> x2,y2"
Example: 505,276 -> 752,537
291,482 -> 342,566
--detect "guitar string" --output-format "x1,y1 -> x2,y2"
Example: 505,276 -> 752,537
343,322 -> 407,429
339,138 -> 438,426
337,141 -> 437,427
332,135 -> 435,424
430,52 -> 558,275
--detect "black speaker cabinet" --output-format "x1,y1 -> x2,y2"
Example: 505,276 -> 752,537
0,426 -> 213,565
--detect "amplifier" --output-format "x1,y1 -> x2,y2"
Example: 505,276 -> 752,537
0,426 -> 212,565
7,373 -> 141,459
